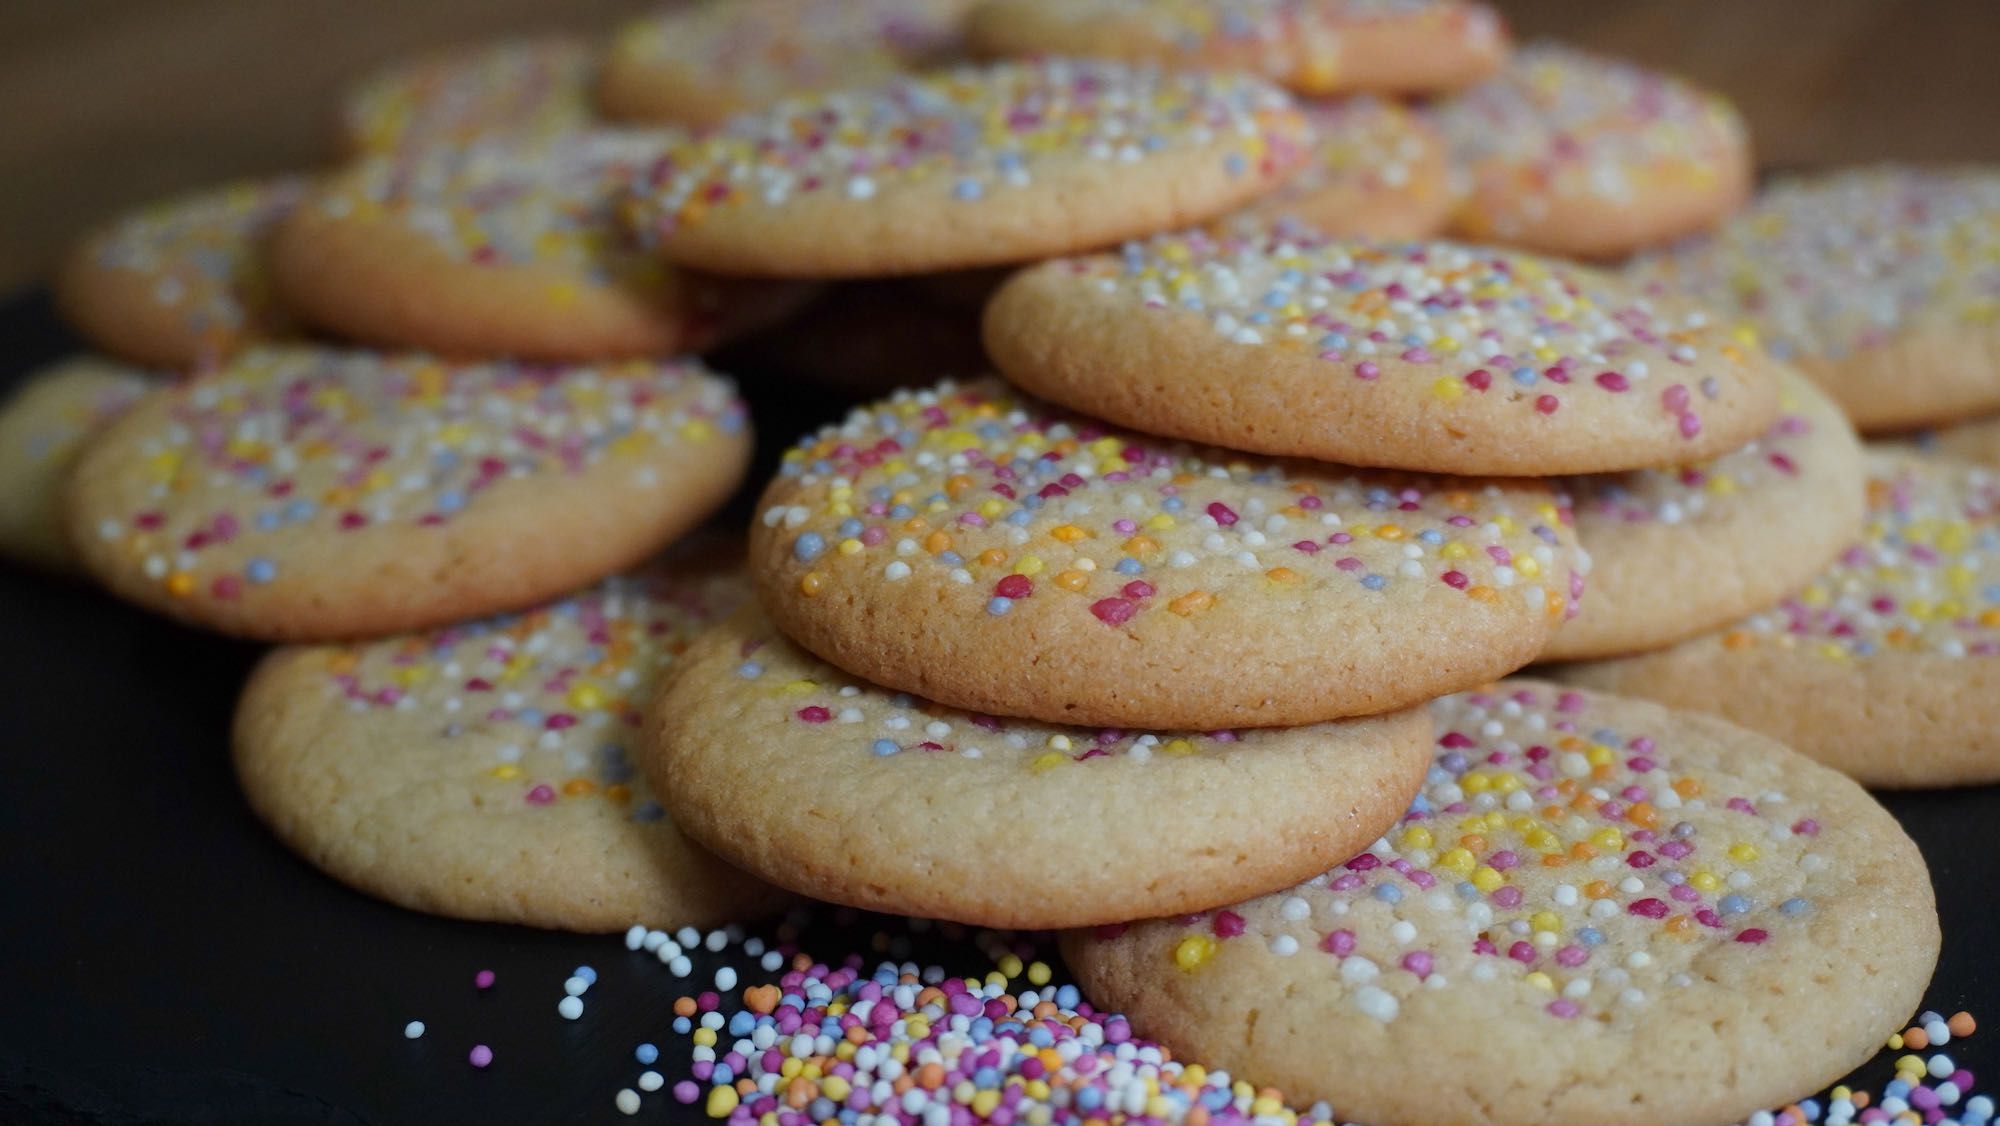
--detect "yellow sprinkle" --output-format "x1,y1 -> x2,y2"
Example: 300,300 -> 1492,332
706,1085 -> 739,1117
1016,555 -> 1044,576
800,572 -> 827,597
1729,843 -> 1761,863
1030,752 -> 1068,773
1471,866 -> 1505,893
1173,935 -> 1217,970
1431,377 -> 1465,401
1050,524 -> 1089,543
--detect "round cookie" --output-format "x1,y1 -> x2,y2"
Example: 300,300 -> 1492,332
55,177 -> 307,371
599,0 -> 972,127
234,549 -> 788,931
1561,453 -> 2000,787
1546,369 -> 1865,660
67,347 -> 750,642
751,379 -> 1584,730
1062,681 -> 1939,1126
273,132 -> 801,362
984,225 -> 1785,475
1627,166 -> 2000,432
336,36 -> 598,157
1433,42 -> 1752,260
1237,95 -> 1451,240
621,58 -> 1313,278
967,0 -> 1509,97
717,282 -> 987,397
647,603 -> 1433,929
0,356 -> 154,572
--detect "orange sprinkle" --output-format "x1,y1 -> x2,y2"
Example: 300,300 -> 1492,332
1265,566 -> 1300,583
1949,1011 -> 1977,1037
1722,630 -> 1756,650
977,548 -> 1007,567
1904,1027 -> 1930,1050
800,572 -> 827,597
1673,777 -> 1704,799
1054,570 -> 1090,592
1626,801 -> 1659,829
1168,590 -> 1214,617
1467,585 -> 1498,603
561,778 -> 594,797
924,531 -> 953,554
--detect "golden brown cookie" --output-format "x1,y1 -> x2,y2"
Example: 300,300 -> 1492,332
55,178 -> 308,371
1063,681 -> 1938,1126
968,0 -> 1509,96
274,132 -> 801,362
1561,453 -> 2000,787
984,225 -> 1785,475
1627,166 -> 2000,432
1546,370 -> 1865,660
621,58 -> 1313,278
0,356 -> 155,571
645,604 -> 1432,928
234,549 -> 788,931
67,347 -> 750,642
752,379 -> 1584,730
1434,42 -> 1752,260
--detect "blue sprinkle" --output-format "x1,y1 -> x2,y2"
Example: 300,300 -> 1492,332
255,511 -> 282,531
888,504 -> 912,519
1115,558 -> 1143,575
573,966 -> 596,984
1224,152 -> 1248,176
1373,884 -> 1403,904
937,551 -> 964,566
1055,984 -> 1080,1009
671,1016 -> 692,1035
1361,573 -> 1387,590
712,1065 -> 733,1086
953,178 -> 983,200
837,518 -> 863,538
987,596 -> 1013,616
1511,367 -> 1538,386
435,490 -> 466,514
1162,496 -> 1185,513
245,558 -> 277,584
1779,897 -> 1810,916
635,1043 -> 658,1065
793,533 -> 826,563
737,661 -> 764,679
729,1012 -> 755,1036
1456,881 -> 1480,899
1417,529 -> 1444,545
1719,894 -> 1750,915
1075,1088 -> 1104,1111
872,740 -> 901,757
1577,927 -> 1604,947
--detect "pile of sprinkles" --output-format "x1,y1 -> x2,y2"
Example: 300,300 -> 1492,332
624,57 -> 1305,231
310,562 -> 746,816
84,348 -> 745,606
1059,224 -> 1748,435
1715,456 -> 2000,661
1627,167 -> 2000,367
338,37 -> 599,156
762,379 -> 1579,630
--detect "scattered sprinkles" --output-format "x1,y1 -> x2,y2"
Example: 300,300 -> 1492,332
1241,96 -> 1449,237
83,347 -> 745,607
1434,42 -> 1748,246
338,36 -> 598,156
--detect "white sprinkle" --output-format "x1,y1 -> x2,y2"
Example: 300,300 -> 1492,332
403,1020 -> 425,1039
616,1088 -> 641,1115
558,995 -> 584,1020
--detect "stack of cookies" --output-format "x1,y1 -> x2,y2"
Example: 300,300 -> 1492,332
4,0 -> 1996,1122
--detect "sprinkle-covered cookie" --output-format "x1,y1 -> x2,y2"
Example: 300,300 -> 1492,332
1546,369 -> 1865,660
1627,166 -> 2000,431
984,225 -> 1784,475
599,0 -> 973,127
55,177 -> 307,370
1062,681 -> 1938,1126
336,36 -> 599,157
646,604 -> 1432,928
0,356 -> 154,572
234,547 -> 788,931
751,379 -> 1583,729
66,347 -> 750,642
621,58 -> 1313,278
967,0 -> 1509,96
1433,43 -> 1751,260
273,132 -> 800,361
1237,96 -> 1451,239
1563,453 -> 2000,787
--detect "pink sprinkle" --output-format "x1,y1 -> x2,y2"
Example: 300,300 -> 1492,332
1211,911 -> 1246,938
1322,929 -> 1356,956
796,706 -> 832,723
1121,580 -> 1154,600
1546,1000 -> 1581,1019
1440,570 -> 1469,590
1354,362 -> 1380,380
1628,898 -> 1670,919
1662,384 -> 1690,412
211,575 -> 243,600
1679,412 -> 1703,438
1508,941 -> 1536,964
1535,395 -> 1560,414
1594,372 -> 1630,392
1090,598 -> 1137,626
994,574 -> 1033,600
1206,502 -> 1239,527
1400,951 -> 1434,978
338,511 -> 368,530
524,784 -> 556,805
1735,928 -> 1769,944
475,970 -> 495,990
1465,369 -> 1492,390
469,1044 -> 493,1068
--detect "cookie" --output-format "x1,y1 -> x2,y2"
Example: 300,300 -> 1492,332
646,603 -> 1432,928
1887,414 -> 2000,467
716,282 -> 987,397
1062,681 -> 1938,1126
1237,95 -> 1451,239
621,58 -> 1313,278
751,379 -> 1583,729
598,0 -> 972,127
1545,369 -> 1865,660
1561,453 -> 2000,787
55,177 -> 307,371
0,356 -> 154,571
967,0 -> 1509,96
273,132 -> 801,362
336,36 -> 598,157
984,225 -> 1785,475
234,548 -> 788,931
1627,166 -> 2000,432
1433,42 -> 1752,260
66,347 -> 750,642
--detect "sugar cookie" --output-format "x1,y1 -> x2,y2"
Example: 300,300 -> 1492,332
67,347 -> 750,642
0,356 -> 154,571
646,604 -> 1432,928
337,36 -> 598,157
1561,453 -> 2000,787
621,58 -> 1312,277
751,379 -> 1583,729
1063,681 -> 1938,1126
984,225 -> 1784,475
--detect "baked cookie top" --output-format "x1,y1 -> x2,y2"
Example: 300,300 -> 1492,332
985,223 -> 1783,473
57,177 -> 308,369
234,549 -> 788,931
1063,680 -> 1937,1126
968,0 -> 1509,96
338,36 -> 599,156
620,57 -> 1312,276
646,603 -> 1432,928
750,378 -> 1582,729
68,347 -> 749,640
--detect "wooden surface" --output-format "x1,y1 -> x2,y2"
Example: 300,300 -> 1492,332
1,0 -> 1996,296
